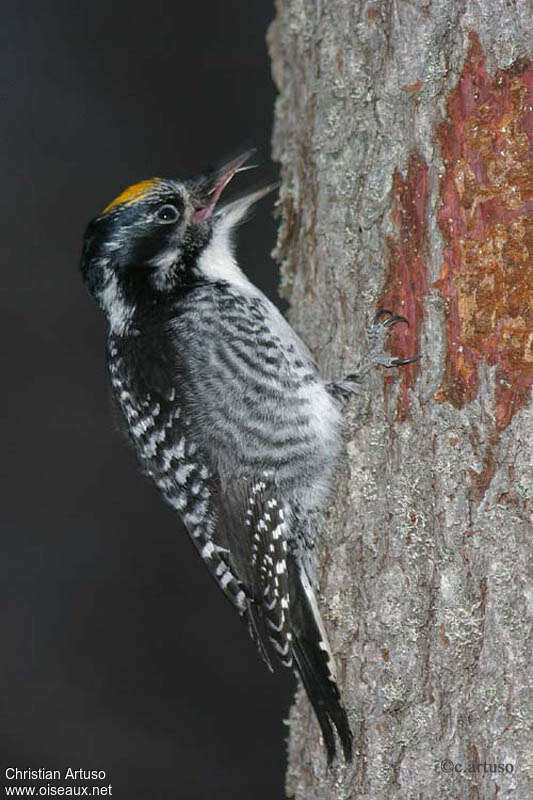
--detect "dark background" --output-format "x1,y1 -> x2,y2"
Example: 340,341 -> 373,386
1,3 -> 294,798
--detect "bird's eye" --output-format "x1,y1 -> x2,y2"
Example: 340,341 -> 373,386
156,204 -> 180,223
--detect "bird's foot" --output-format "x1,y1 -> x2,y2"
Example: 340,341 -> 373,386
327,309 -> 419,401
363,309 -> 419,370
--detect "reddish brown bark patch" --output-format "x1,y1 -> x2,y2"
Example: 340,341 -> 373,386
381,155 -> 429,420
403,80 -> 424,94
434,32 -> 533,429
468,428 -> 499,504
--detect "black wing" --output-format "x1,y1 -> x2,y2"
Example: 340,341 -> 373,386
215,478 -> 293,669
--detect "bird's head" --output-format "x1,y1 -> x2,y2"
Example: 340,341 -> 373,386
80,150 -> 276,335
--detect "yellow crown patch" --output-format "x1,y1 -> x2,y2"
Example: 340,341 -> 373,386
101,178 -> 161,215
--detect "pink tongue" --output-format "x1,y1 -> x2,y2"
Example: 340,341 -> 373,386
191,171 -> 235,223
191,150 -> 254,223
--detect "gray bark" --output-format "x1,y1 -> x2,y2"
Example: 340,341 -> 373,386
268,2 -> 532,798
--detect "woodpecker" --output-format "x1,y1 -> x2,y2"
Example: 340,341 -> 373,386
80,150 -> 417,763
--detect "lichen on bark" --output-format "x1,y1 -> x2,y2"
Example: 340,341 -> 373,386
268,2 -> 532,798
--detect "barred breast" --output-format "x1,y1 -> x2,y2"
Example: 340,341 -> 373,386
170,283 -> 343,510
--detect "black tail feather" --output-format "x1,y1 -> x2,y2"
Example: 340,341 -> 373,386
288,556 -> 353,763
292,634 -> 337,763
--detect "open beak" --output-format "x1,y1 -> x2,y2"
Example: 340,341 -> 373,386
191,150 -> 277,224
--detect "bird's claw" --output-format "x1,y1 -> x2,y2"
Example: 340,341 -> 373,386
327,309 -> 419,402
367,309 -> 419,371
373,308 -> 410,329
385,354 -> 420,368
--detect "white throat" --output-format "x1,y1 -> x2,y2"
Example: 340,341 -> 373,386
197,217 -> 252,291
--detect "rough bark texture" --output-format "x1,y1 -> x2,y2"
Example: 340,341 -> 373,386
268,2 -> 532,798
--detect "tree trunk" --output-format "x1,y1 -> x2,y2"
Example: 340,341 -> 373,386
268,2 -> 532,798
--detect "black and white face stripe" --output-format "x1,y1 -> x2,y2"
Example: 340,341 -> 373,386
80,179 -> 211,334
